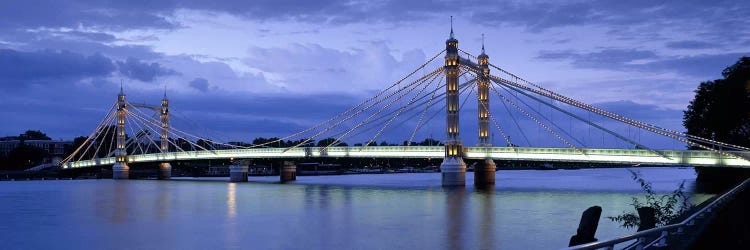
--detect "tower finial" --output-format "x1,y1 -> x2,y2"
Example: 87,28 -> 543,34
119,79 -> 123,94
163,84 -> 167,99
450,16 -> 454,38
481,33 -> 485,53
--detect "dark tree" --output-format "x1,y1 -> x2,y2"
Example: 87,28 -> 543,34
20,130 -> 51,140
684,57 -> 750,149
197,139 -> 214,150
1,145 -> 50,170
317,137 -> 337,147
95,125 -> 118,157
65,136 -> 88,156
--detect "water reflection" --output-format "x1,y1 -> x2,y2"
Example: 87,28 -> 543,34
227,183 -> 236,218
445,187 -> 467,249
0,168 -> 705,249
111,182 -> 129,224
304,185 -> 332,209
156,181 -> 170,221
477,188 -> 496,250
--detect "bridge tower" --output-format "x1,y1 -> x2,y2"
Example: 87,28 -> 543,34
440,18 -> 467,186
112,86 -> 129,179
158,90 -> 172,179
475,36 -> 496,186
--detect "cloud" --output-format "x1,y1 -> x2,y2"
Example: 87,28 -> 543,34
0,49 -> 115,89
472,1 -> 750,33
117,57 -> 178,82
189,77 -> 209,92
594,100 -> 682,121
160,54 -> 274,93
243,42 -> 429,95
665,40 -> 718,50
537,48 -> 748,78
0,1 -> 177,31
537,49 -> 658,69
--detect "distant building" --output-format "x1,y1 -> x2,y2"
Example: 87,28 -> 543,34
207,165 -> 229,176
0,140 -> 72,157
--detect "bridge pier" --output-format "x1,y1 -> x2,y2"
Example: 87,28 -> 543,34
229,164 -> 248,182
280,161 -> 296,182
113,162 -> 129,179
441,157 -> 467,186
158,162 -> 172,180
474,159 -> 496,187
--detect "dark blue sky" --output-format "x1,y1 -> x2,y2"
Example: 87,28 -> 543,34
0,0 -> 747,149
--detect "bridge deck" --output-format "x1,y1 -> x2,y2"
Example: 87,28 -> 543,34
63,146 -> 750,169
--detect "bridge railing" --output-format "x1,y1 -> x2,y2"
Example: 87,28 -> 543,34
560,178 -> 750,250
62,146 -> 750,168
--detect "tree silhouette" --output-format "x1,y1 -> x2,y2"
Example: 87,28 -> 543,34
684,57 -> 750,149
20,130 -> 51,140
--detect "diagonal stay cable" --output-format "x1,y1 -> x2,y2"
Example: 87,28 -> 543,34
462,72 -> 514,148
339,80 -> 472,146
323,68 -> 445,151
62,102 -> 117,164
462,49 -> 750,152
288,67 -> 445,151
479,72 -> 584,154
494,78 -> 673,159
127,109 -> 189,154
487,73 -> 747,160
128,109 -> 212,153
360,67 -> 444,150
250,49 -> 447,149
408,77 -> 443,145
75,110 -> 117,162
490,78 -> 587,147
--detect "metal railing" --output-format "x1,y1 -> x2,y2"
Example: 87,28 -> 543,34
62,146 -> 750,169
561,178 -> 750,250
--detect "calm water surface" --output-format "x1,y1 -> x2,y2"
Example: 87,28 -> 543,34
0,167 -> 709,249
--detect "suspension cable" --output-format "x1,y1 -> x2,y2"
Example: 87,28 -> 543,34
408,77 -> 443,145
324,68 -> 444,151
361,68 -> 444,150
75,111 -> 117,162
249,49 -> 448,148
61,102 -> 117,164
289,67 -> 445,151
461,72 -> 514,148
470,67 -> 583,154
127,110 -> 190,153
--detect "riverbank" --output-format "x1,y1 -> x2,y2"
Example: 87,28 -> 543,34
689,178 -> 750,249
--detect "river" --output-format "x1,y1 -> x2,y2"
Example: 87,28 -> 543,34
0,167 -> 710,249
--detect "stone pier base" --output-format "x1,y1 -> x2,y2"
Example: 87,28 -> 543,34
441,157 -> 467,186
112,162 -> 129,179
229,165 -> 248,182
158,162 -> 172,180
474,159 -> 496,187
281,161 -> 297,182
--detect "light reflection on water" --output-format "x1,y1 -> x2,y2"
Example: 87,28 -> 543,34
0,167 -> 709,250
227,183 -> 236,218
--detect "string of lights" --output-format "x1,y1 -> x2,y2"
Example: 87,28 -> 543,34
462,65 -> 583,154
465,47 -> 750,152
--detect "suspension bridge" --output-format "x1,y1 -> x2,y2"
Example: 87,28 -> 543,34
59,24 -> 750,186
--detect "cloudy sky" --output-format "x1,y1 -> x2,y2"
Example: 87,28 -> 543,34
0,0 -> 747,149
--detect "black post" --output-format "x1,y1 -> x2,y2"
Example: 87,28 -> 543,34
568,206 -> 602,247
637,207 -> 656,231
